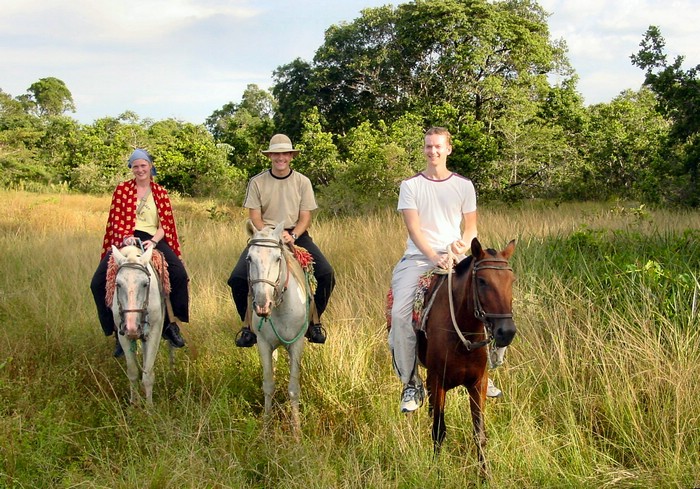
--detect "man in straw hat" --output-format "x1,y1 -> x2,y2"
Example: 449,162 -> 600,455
227,134 -> 335,347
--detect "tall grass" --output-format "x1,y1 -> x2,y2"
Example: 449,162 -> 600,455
1,191 -> 699,488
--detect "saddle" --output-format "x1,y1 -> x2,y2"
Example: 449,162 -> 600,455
105,248 -> 171,307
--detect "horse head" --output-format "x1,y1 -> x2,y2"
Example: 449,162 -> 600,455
112,244 -> 154,340
246,222 -> 287,318
469,237 -> 517,348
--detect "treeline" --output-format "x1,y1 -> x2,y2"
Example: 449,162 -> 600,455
1,0 -> 699,211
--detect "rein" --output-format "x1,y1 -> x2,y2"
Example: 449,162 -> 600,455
445,251 -> 513,352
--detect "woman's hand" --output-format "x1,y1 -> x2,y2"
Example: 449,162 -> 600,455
122,236 -> 137,246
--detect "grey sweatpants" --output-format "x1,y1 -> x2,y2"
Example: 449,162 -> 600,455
388,254 -> 434,386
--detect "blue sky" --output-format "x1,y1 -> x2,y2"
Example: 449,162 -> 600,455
2,0 -> 699,124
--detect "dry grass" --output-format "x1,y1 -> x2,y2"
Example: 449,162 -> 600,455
1,191 -> 699,488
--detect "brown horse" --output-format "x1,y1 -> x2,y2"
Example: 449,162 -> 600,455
417,237 -> 516,475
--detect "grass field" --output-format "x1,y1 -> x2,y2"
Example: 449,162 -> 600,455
1,190 -> 699,488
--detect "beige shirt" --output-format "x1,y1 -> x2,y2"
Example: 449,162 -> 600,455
243,170 -> 317,228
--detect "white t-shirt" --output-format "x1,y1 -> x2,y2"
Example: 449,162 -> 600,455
397,172 -> 477,256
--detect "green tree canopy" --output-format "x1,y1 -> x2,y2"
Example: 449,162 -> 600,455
21,77 -> 76,117
273,0 -> 573,136
206,84 -> 275,177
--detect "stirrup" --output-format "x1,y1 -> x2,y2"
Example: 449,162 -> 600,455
307,323 -> 327,344
235,326 -> 257,347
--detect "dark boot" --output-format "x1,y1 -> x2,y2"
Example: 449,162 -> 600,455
307,323 -> 327,344
235,326 -> 257,347
163,322 -> 185,348
113,335 -> 124,358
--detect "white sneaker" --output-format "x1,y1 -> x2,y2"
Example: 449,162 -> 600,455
400,382 -> 424,413
487,377 -> 502,398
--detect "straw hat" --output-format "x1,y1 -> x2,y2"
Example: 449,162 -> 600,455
261,134 -> 300,155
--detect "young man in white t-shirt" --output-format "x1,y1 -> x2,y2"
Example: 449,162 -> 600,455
389,127 -> 501,413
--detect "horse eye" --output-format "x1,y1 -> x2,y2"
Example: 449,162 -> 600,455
477,277 -> 488,287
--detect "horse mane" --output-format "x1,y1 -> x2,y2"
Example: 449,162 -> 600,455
454,254 -> 474,277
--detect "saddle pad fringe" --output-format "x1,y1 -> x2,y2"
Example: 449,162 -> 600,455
291,245 -> 316,292
105,249 -> 171,307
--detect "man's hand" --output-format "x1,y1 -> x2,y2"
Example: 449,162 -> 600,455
450,239 -> 469,256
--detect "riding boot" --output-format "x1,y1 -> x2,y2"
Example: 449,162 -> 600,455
306,323 -> 327,344
163,322 -> 186,348
113,335 -> 124,358
235,326 -> 257,347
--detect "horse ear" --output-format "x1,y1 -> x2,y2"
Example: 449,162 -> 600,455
141,245 -> 154,264
246,219 -> 256,236
471,237 -> 482,257
112,245 -> 126,264
501,239 -> 516,260
273,222 -> 285,239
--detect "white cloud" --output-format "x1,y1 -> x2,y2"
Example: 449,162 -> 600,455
542,0 -> 700,104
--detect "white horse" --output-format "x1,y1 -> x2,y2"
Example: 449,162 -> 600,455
246,222 -> 311,434
111,244 -> 165,405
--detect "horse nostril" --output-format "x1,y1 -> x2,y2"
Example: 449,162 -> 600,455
494,323 -> 516,347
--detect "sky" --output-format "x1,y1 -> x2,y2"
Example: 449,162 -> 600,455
2,0 -> 700,125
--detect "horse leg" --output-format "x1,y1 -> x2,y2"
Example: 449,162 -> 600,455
141,327 -> 162,406
257,340 -> 275,417
287,340 -> 305,439
428,374 -> 447,454
121,337 -> 141,405
468,376 -> 490,478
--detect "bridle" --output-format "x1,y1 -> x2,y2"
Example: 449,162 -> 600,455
248,235 -> 310,345
115,261 -> 152,337
247,237 -> 288,308
446,254 -> 513,351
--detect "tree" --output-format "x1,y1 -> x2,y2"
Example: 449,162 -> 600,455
631,26 -> 700,205
149,119 -> 245,197
582,88 -> 668,202
272,59 -> 317,141
206,84 -> 275,178
274,0 -> 572,136
22,77 -> 76,116
319,114 -> 425,215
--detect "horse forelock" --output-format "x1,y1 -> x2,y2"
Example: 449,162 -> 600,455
120,245 -> 143,262
485,248 -> 498,257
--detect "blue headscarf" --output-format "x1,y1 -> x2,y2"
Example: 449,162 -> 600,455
128,149 -> 157,176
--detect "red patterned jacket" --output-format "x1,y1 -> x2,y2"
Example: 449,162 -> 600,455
100,179 -> 182,259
